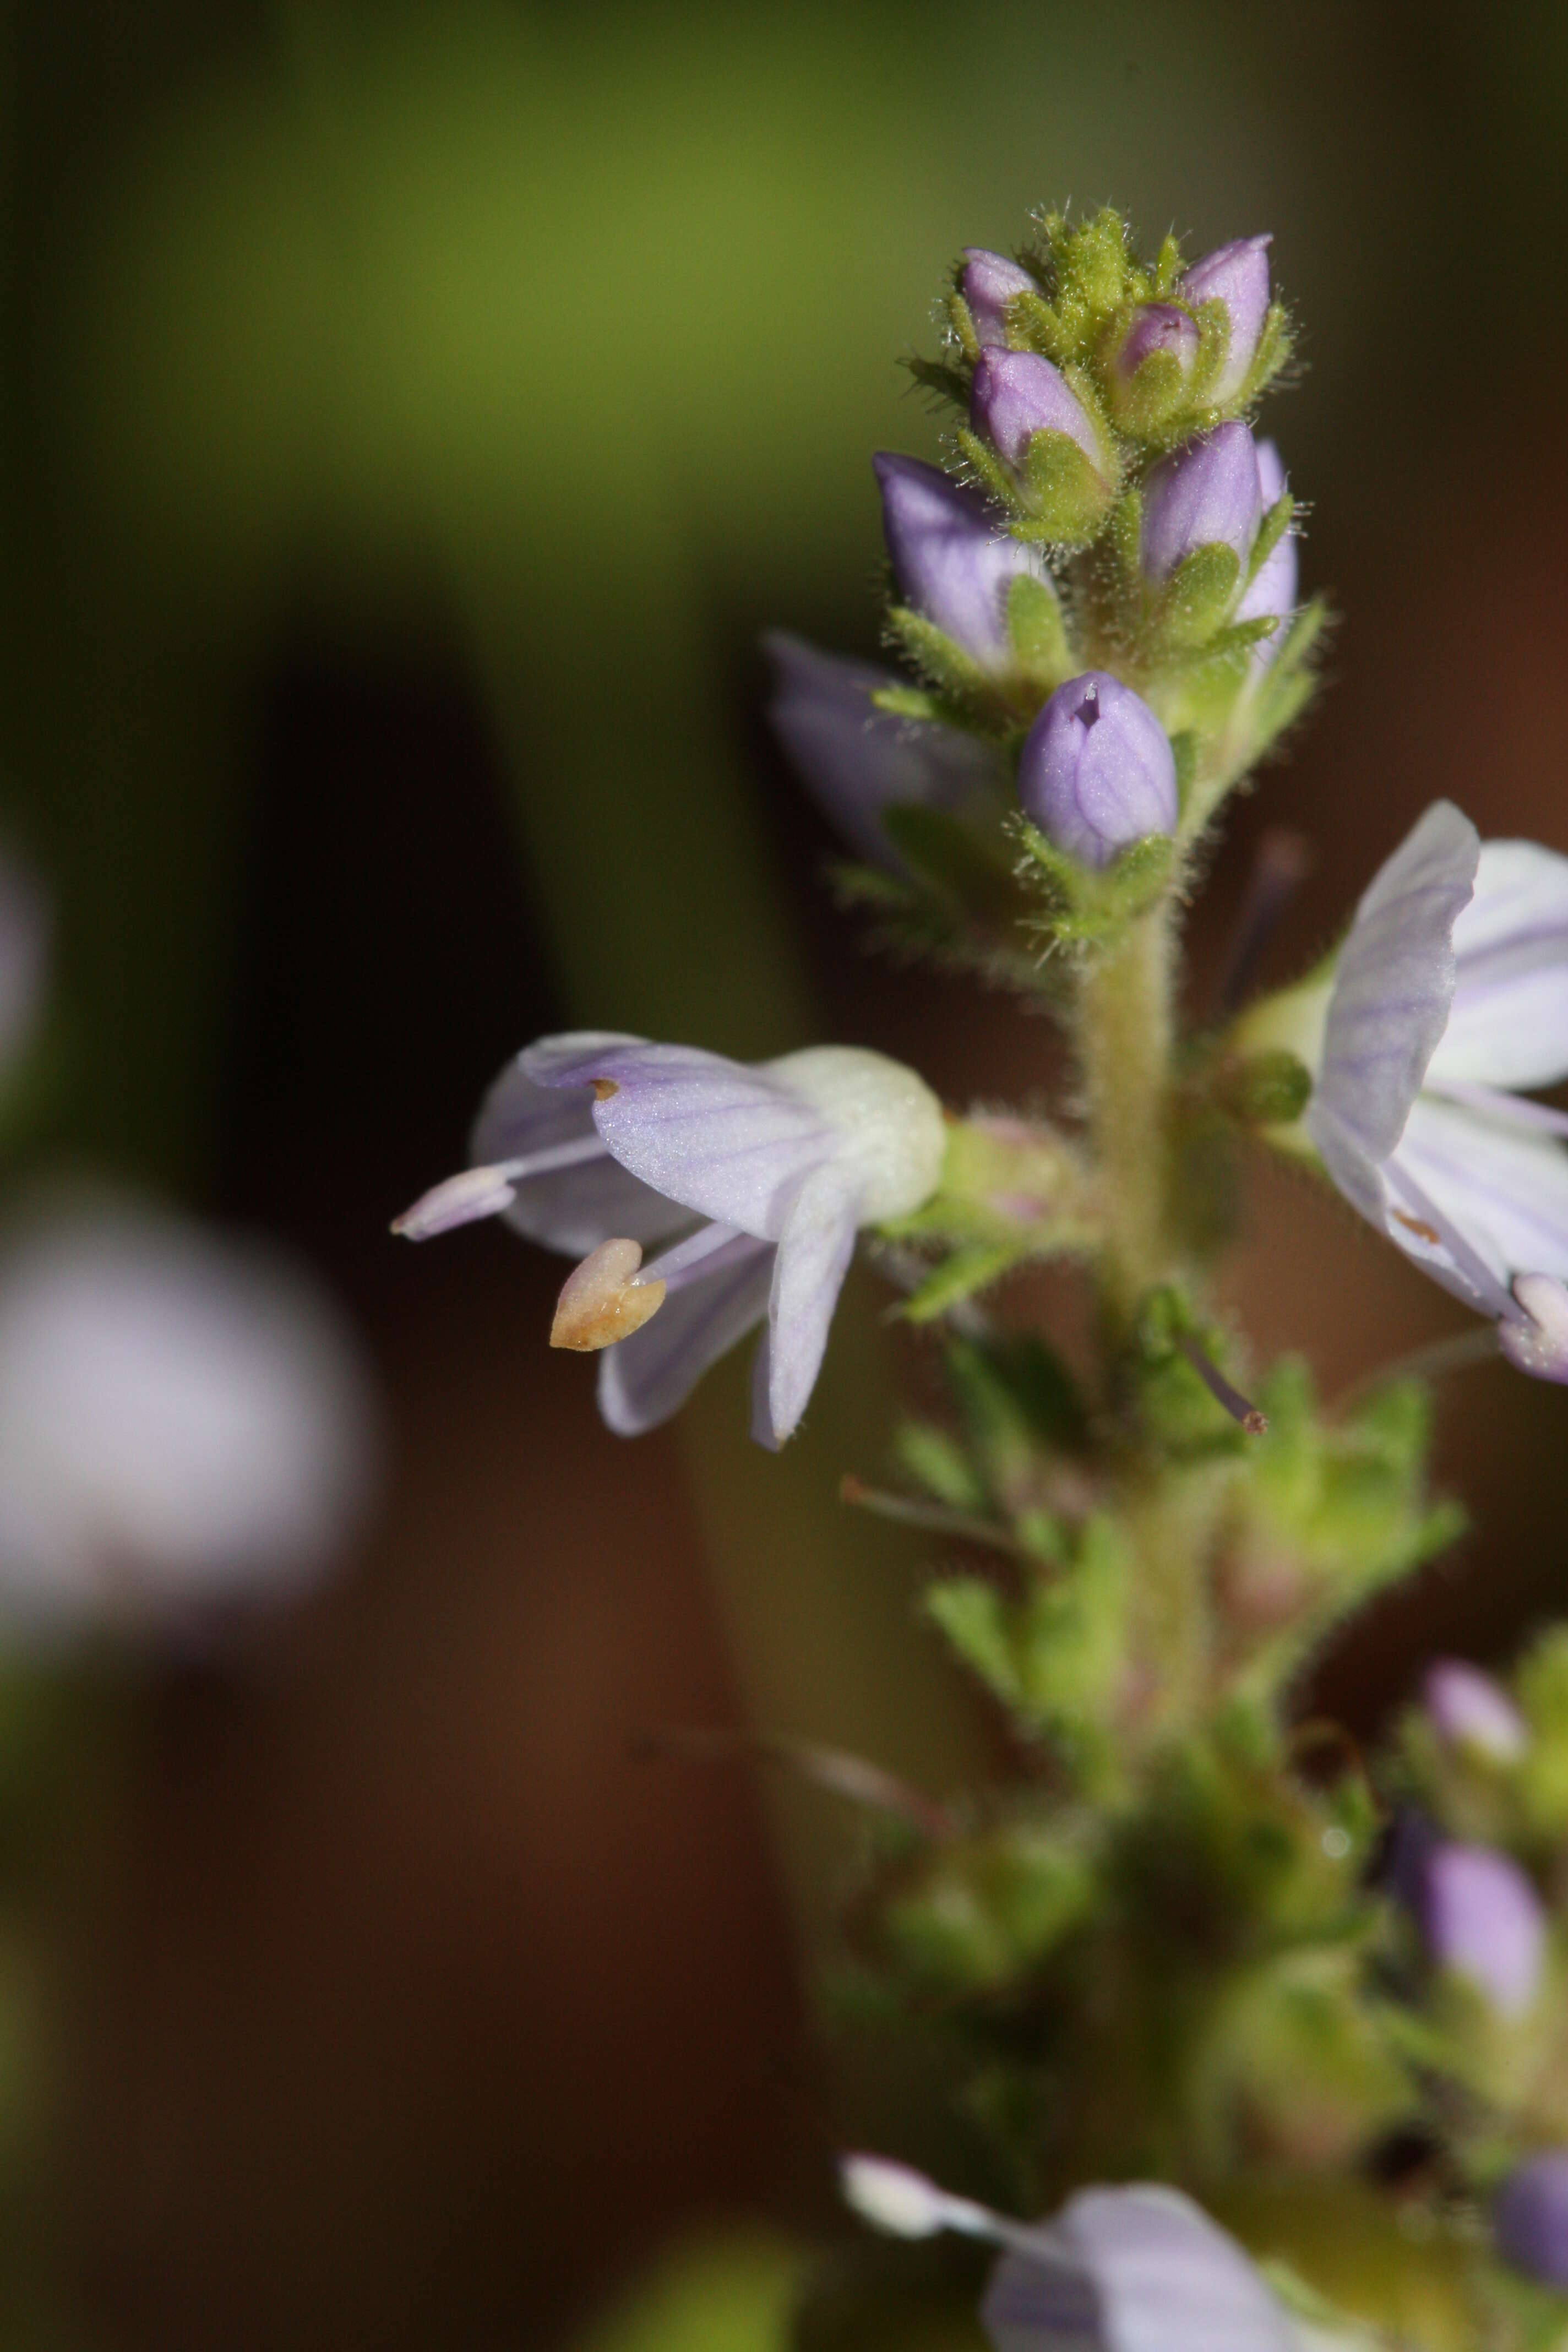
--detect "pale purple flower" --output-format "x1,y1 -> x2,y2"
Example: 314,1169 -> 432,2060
1234,439 -> 1298,663
1303,801 -> 1568,1375
1496,2153 -> 1568,2287
0,1199 -> 378,1625
763,631 -> 1003,866
1114,301 -> 1201,388
395,1037 -> 946,1447
841,2155 -> 1296,2352
1178,235 -> 1273,403
970,350 -> 1104,476
1140,423 -> 1265,583
0,856 -> 47,1079
873,454 -> 1054,676
961,248 -> 1037,346
1420,1841 -> 1545,2017
1425,1658 -> 1527,1764
1017,673 -> 1178,869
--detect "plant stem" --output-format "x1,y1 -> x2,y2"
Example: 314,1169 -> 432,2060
1077,901 -> 1177,1320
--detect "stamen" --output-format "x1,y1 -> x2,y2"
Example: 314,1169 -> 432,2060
839,1473 -> 1021,1558
1175,1333 -> 1268,1435
638,1222 -> 761,1294
839,2154 -> 1050,2259
390,1135 -> 606,1242
550,1239 -> 667,1351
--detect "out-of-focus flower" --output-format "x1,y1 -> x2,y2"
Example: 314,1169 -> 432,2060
873,454 -> 1054,677
0,1200 -> 377,1626
970,350 -> 1104,477
1419,1841 -> 1545,2017
0,856 -> 48,1082
1424,1658 -> 1527,1765
1234,439 -> 1297,665
1495,2152 -> 1568,2288
395,1037 -> 946,1447
1017,673 -> 1178,869
1140,422 -> 1264,583
840,2154 -> 1298,2352
1178,235 -> 1273,402
1290,801 -> 1568,1374
961,248 -> 1037,346
763,632 -> 1002,866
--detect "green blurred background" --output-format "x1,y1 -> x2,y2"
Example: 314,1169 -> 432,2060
7,0 -> 1568,2342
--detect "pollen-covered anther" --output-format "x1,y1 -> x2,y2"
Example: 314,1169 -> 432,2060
549,1238 -> 666,1352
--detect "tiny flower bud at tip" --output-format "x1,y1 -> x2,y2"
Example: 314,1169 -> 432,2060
391,1164 -> 518,1240
839,2154 -> 987,2240
550,1238 -> 666,1352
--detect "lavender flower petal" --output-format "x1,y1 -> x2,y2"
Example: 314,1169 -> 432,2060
755,1166 -> 861,1446
472,1051 -> 689,1255
597,1236 -> 774,1436
1140,424 -> 1264,583
764,631 -> 1003,866
970,350 -> 1103,473
1496,2153 -> 1568,2287
874,454 -> 1048,673
1424,840 -> 1568,1091
1178,236 -> 1273,403
1234,440 -> 1297,661
1390,1095 -> 1568,1295
520,1037 -> 833,1241
961,248 -> 1037,346
1425,1659 -> 1528,1763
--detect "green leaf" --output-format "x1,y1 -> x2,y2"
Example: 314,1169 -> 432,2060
924,1577 -> 1021,1707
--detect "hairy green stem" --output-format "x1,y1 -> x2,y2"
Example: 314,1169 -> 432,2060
1077,901 -> 1178,1319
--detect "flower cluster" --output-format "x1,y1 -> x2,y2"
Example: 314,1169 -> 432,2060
401,207 -> 1568,2351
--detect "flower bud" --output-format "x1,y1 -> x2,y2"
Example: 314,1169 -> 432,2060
873,454 -> 1050,675
1108,302 -> 1200,430
1233,439 -> 1297,662
1421,1841 -> 1545,2017
1140,423 -> 1263,583
960,248 -> 1036,347
1017,673 -> 1178,870
971,350 -> 1102,473
1178,235 -> 1272,402
1496,2153 -> 1568,2288
1424,1659 -> 1528,1765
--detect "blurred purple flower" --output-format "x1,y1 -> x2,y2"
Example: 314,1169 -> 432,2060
840,2155 -> 1297,2352
0,855 -> 47,1081
1420,1841 -> 1544,2017
0,1199 -> 377,1626
1496,2153 -> 1568,2288
1017,673 -> 1178,869
763,631 -> 1002,866
1304,801 -> 1568,1375
395,1037 -> 945,1446
970,350 -> 1104,476
961,248 -> 1036,346
1425,1658 -> 1527,1763
873,454 -> 1053,676
1140,423 -> 1264,583
1178,235 -> 1273,402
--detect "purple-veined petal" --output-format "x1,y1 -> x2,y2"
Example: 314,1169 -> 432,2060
1308,801 -> 1479,1165
982,2186 -> 1294,2352
521,1037 -> 834,1241
763,631 -> 1004,867
472,1049 -> 689,1256
756,1165 -> 861,1446
1308,1103 -> 1515,1318
1425,839 -> 1568,1091
596,1236 -> 774,1436
1390,1095 -> 1568,1292
1418,1082 -> 1568,1140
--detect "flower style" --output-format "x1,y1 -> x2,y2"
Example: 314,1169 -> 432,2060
1260,799 -> 1568,1377
394,1036 -> 947,1446
763,631 -> 1003,866
841,2155 -> 1301,2352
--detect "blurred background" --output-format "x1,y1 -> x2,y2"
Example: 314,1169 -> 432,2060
2,0 -> 1568,2342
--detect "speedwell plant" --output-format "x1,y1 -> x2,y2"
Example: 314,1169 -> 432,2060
400,209 -> 1568,2351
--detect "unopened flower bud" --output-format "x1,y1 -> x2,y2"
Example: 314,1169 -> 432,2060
550,1238 -> 666,1351
1496,2153 -> 1568,2288
971,350 -> 1102,474
1421,1841 -> 1545,2018
1425,1659 -> 1528,1765
873,454 -> 1048,675
1178,235 -> 1272,403
1500,1274 -> 1568,1382
1140,423 -> 1263,583
1017,673 -> 1178,870
960,249 -> 1036,346
1109,303 -> 1200,429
